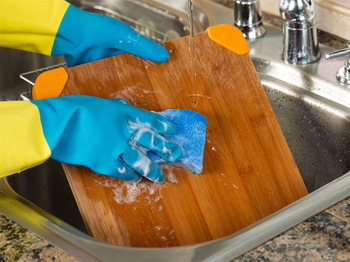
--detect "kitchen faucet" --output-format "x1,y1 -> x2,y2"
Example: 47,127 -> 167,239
233,0 -> 320,64
280,0 -> 320,64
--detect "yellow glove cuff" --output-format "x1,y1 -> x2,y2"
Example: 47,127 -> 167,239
0,0 -> 69,55
0,101 -> 51,177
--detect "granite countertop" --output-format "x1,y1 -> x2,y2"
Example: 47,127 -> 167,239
1,14 -> 350,262
0,213 -> 78,262
235,197 -> 350,261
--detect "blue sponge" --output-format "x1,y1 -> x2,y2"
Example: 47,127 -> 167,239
147,109 -> 207,174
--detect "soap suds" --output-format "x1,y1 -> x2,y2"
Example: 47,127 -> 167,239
118,166 -> 126,174
108,83 -> 162,107
157,118 -> 169,132
166,166 -> 178,183
128,118 -> 172,156
109,84 -> 140,105
161,236 -> 168,241
142,59 -> 157,69
132,153 -> 151,177
93,166 -> 178,205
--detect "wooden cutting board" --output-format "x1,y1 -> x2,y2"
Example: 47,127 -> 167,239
52,25 -> 308,247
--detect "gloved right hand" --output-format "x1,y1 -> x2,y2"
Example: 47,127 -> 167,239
22,95 -> 180,182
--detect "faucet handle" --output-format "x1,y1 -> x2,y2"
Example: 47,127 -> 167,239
325,41 -> 350,60
325,41 -> 350,85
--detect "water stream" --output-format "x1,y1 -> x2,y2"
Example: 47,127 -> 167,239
187,0 -> 199,107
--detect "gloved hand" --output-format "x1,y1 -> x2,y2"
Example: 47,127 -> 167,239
31,95 -> 182,183
0,0 -> 168,66
51,4 -> 169,66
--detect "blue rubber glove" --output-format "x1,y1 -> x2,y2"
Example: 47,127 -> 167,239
31,95 -> 182,183
51,4 -> 169,66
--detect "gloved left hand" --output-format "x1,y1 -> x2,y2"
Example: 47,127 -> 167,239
51,4 -> 169,66
0,0 -> 168,66
31,95 -> 182,183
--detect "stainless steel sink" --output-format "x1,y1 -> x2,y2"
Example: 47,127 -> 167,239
1,0 -> 350,261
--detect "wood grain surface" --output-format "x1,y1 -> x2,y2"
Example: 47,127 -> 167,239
60,31 -> 308,247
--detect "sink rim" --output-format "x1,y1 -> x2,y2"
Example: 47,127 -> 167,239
1,171 -> 349,261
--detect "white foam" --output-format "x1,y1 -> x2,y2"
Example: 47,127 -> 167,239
129,119 -> 173,156
112,183 -> 141,204
156,118 -> 169,132
129,117 -> 151,130
118,166 -> 126,174
132,152 -> 151,177
108,84 -> 161,107
161,236 -> 168,241
163,166 -> 178,183
154,196 -> 161,202
93,167 -> 179,205
108,85 -> 138,105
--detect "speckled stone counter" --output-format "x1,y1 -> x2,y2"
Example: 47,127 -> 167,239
1,197 -> 349,261
235,197 -> 350,261
0,214 -> 78,262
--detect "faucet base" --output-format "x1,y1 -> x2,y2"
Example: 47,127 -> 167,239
281,26 -> 321,64
235,22 -> 266,40
337,63 -> 350,85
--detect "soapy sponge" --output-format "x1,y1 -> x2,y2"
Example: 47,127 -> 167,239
148,109 -> 207,174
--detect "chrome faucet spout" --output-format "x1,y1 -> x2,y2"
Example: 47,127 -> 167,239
280,0 -> 321,64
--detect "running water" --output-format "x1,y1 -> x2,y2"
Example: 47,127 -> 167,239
187,0 -> 198,107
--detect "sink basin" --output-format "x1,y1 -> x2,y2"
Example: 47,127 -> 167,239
1,0 -> 349,261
